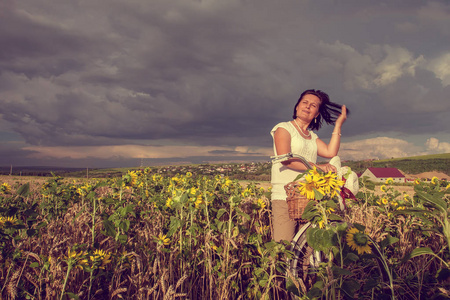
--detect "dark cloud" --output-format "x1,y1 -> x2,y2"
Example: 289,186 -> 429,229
0,0 -> 449,167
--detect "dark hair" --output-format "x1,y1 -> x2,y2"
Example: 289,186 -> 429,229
292,89 -> 350,131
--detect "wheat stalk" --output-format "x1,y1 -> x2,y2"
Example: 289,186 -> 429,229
175,274 -> 188,291
6,269 -> 20,299
146,282 -> 159,298
111,287 -> 127,298
285,268 -> 306,294
163,285 -> 174,300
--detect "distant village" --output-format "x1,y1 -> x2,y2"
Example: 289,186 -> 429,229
153,162 -> 271,181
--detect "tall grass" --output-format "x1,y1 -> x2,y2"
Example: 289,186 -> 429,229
0,171 -> 449,299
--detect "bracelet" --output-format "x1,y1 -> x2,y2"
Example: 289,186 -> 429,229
332,132 -> 341,136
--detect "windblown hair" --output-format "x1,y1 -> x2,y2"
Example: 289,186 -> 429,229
292,89 -> 350,131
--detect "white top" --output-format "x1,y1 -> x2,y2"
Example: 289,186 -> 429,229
270,121 -> 318,200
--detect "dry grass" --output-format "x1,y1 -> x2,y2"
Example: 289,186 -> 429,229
0,174 -> 448,299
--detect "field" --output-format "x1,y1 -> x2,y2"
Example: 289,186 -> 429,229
0,168 -> 449,299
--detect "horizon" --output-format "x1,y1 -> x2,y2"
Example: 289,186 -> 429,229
2,152 -> 449,170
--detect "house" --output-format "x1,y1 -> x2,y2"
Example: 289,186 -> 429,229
360,167 -> 406,183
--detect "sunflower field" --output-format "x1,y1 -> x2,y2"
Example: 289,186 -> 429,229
0,168 -> 449,299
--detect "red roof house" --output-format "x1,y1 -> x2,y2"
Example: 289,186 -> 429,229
360,167 -> 406,183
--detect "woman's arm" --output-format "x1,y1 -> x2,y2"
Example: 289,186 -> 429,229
315,105 -> 347,172
317,105 -> 347,158
273,127 -> 310,172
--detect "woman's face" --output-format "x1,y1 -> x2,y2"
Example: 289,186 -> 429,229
295,94 -> 321,121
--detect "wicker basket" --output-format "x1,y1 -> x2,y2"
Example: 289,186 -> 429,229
284,181 -> 310,221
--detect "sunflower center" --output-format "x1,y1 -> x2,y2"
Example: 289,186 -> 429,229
353,232 -> 369,246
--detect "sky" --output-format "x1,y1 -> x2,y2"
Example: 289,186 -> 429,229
0,0 -> 449,168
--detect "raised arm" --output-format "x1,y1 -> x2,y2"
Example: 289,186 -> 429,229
317,105 -> 347,158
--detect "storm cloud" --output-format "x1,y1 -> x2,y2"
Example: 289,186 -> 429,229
1,0 -> 449,167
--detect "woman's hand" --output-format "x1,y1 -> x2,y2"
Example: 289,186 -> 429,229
316,163 -> 337,173
335,105 -> 347,128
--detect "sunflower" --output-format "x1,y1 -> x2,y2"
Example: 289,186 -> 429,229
0,216 -> 18,228
123,171 -> 138,188
254,198 -> 266,210
309,166 -> 322,178
0,183 -> 11,194
195,194 -> 204,208
157,234 -> 170,246
66,248 -> 89,269
90,249 -> 112,269
431,176 -> 439,185
297,172 -> 325,200
385,178 -> 394,185
297,180 -> 318,200
346,228 -> 372,255
320,172 -> 344,197
165,197 -> 173,208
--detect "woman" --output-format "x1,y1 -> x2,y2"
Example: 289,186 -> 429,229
270,89 -> 348,242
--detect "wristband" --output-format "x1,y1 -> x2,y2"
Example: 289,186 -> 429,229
332,132 -> 341,136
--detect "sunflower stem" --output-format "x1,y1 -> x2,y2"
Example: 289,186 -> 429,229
369,237 -> 395,300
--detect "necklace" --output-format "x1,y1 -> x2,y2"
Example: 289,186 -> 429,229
294,118 -> 311,138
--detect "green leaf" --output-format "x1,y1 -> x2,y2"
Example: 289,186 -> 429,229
36,221 -> 47,229
180,193 -> 189,203
216,220 -> 225,232
26,229 -> 37,237
328,213 -> 343,221
416,191 -> 447,212
167,217 -> 181,236
87,191 -> 96,200
307,227 -> 335,252
73,209 -> 85,224
66,292 -> 80,299
307,287 -> 323,299
117,234 -> 128,244
29,262 -> 40,268
313,189 -> 324,200
102,219 -> 116,237
293,173 -> 307,181
362,277 -> 379,292
332,265 -> 353,276
344,252 -> 359,263
353,223 -> 366,232
254,267 -> 265,277
263,241 -> 279,253
23,208 -> 38,219
119,220 -> 131,232
394,208 -> 429,217
216,208 -> 227,219
285,277 -> 301,296
236,210 -> 250,221
120,205 -> 136,217
16,183 -> 30,196
405,247 -> 435,260
326,199 -> 338,209
341,278 -> 360,297
336,222 -> 349,234
301,201 -> 318,219
258,279 -> 268,287
380,235 -> 399,250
